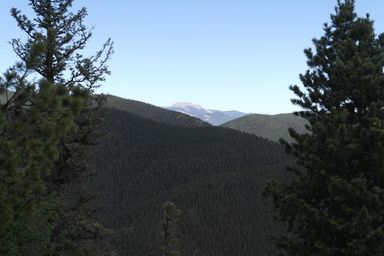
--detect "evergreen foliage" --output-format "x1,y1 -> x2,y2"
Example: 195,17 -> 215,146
105,95 -> 210,127
88,106 -> 291,255
11,0 -> 113,87
265,1 -> 384,255
10,0 -> 113,187
160,202 -> 181,256
0,61 -> 85,254
1,0 -> 113,254
221,113 -> 308,142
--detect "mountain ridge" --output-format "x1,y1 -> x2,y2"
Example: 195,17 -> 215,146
105,95 -> 211,127
166,102 -> 248,125
86,103 -> 290,255
221,112 -> 308,142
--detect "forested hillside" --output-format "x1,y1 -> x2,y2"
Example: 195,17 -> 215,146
4,0 -> 384,255
221,113 -> 307,142
105,95 -> 210,127
86,104 -> 293,256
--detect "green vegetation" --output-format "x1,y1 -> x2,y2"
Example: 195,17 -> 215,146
86,105 -> 292,255
106,95 -> 210,127
160,202 -> 181,256
2,0 -> 382,255
1,0 -> 113,255
0,74 -> 85,255
222,113 -> 307,142
265,0 -> 384,255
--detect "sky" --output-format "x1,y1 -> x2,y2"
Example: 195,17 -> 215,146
1,1 -> 384,114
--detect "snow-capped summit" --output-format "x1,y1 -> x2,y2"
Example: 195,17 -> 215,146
169,102 -> 207,111
166,102 -> 248,125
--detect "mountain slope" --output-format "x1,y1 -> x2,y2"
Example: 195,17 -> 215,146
221,113 -> 308,142
84,104 -> 292,256
166,102 -> 247,125
106,95 -> 210,127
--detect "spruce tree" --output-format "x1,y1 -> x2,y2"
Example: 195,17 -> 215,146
160,202 -> 182,256
265,1 -> 384,255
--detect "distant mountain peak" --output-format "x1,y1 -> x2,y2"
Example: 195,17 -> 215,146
104,95 -> 210,127
166,102 -> 248,125
169,102 -> 206,110
170,102 -> 196,107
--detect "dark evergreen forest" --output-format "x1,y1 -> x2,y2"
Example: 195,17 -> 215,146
4,1 -> 383,255
106,95 -> 211,127
83,103 -> 293,256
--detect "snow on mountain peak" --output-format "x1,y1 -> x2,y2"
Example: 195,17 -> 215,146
170,102 -> 205,110
166,102 -> 248,125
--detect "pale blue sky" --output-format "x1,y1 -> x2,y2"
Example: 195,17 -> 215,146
2,1 -> 384,113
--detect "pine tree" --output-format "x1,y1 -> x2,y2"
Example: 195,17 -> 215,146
265,1 -> 384,255
0,52 -> 86,254
160,202 -> 182,256
10,0 -> 113,187
11,0 -> 113,87
1,0 -> 114,254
